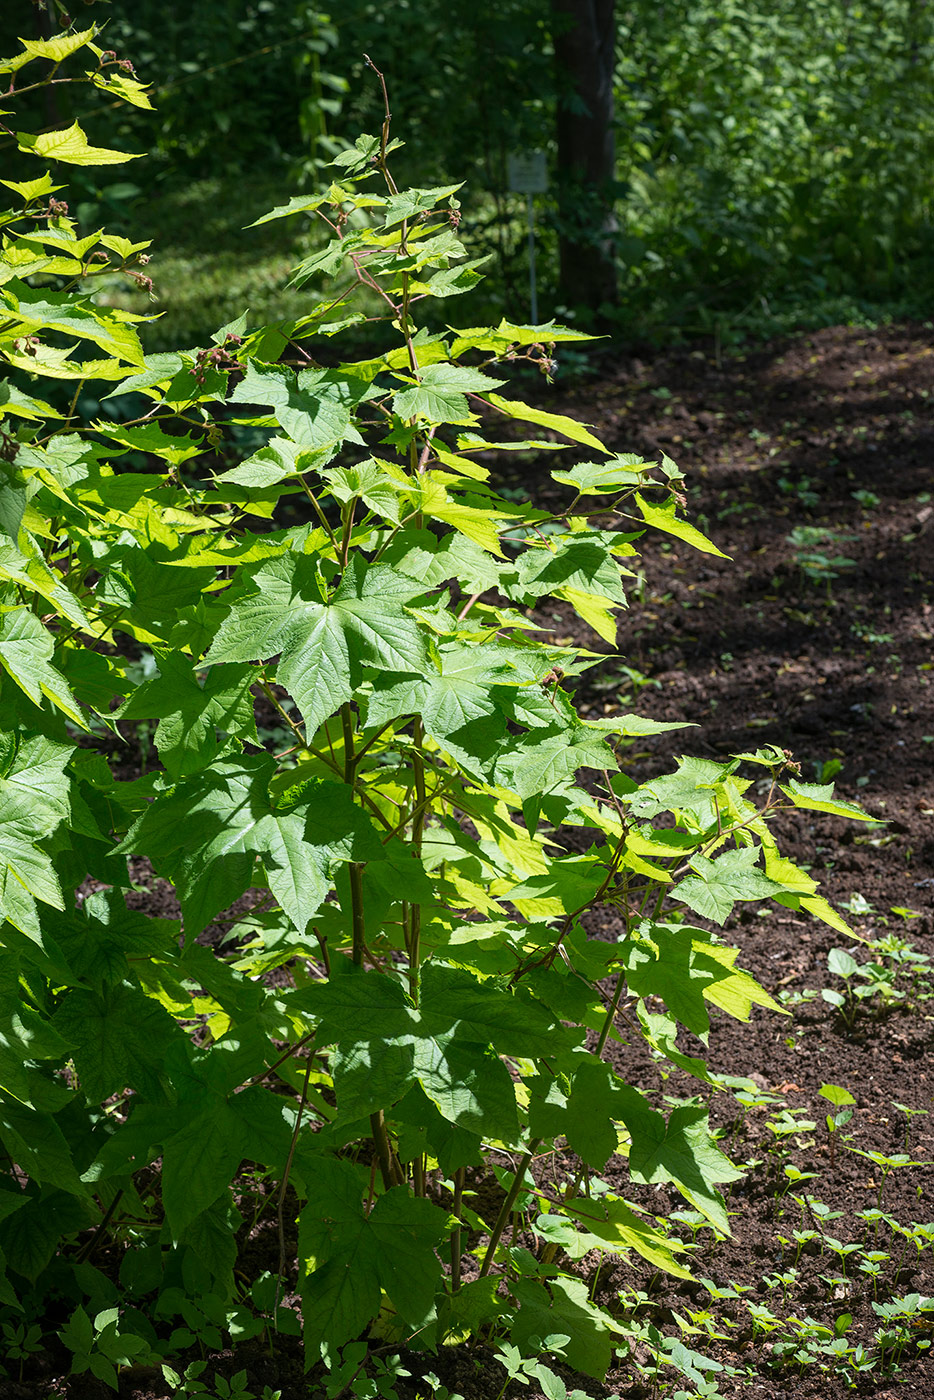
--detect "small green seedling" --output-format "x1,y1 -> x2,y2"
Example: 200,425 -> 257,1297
837,891 -> 875,916
782,1163 -> 819,1194
893,1102 -> 929,1151
493,1339 -> 589,1400
846,1147 -> 934,1208
763,1267 -> 799,1302
779,475 -> 820,507
823,1237 -> 861,1277
872,1293 -> 934,1367
766,1107 -> 817,1148
819,1083 -> 855,1167
746,1302 -> 782,1336
858,1249 -> 890,1295
786,526 -> 857,598
417,1373 -> 465,1400
781,1227 -> 820,1265
60,1307 -> 158,1392
812,757 -> 843,783
163,1362 -> 281,1400
670,1209 -> 716,1244
891,1220 -> 934,1280
1,1321 -> 44,1381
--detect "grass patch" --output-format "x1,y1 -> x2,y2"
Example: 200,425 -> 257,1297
94,171 -> 320,351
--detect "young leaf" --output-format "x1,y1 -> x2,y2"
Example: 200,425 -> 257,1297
18,27 -> 97,64
673,847 -> 785,925
485,392 -> 610,453
551,456 -> 653,494
392,363 -> 504,424
205,553 -> 428,736
633,492 -> 729,558
779,778 -> 875,821
564,1198 -> 692,1281
17,121 -> 142,167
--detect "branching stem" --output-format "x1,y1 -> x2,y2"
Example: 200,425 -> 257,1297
479,1140 -> 541,1278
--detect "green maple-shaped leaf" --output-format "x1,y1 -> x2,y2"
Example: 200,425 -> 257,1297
381,527 -> 503,593
46,887 -> 178,988
161,1083 -> 294,1236
509,1275 -> 627,1380
298,1157 -> 450,1360
614,1086 -> 742,1233
3,284 -> 144,364
299,964 -> 419,1119
367,643 -> 514,773
381,183 -> 462,227
620,924 -> 780,1036
394,1085 -> 484,1175
419,963 -> 570,1058
293,962 -> 562,1138
636,1004 -> 714,1084
411,1030 -> 519,1142
507,856 -> 607,919
0,1189 -> 96,1284
565,1195 -> 692,1281
52,980 -> 183,1104
0,538 -> 88,628
674,845 -> 785,925
228,363 -> 376,451
550,455 -> 652,494
0,730 -> 71,832
116,650 -> 257,779
528,1061 -> 619,1171
633,491 -> 729,558
625,754 -> 746,827
503,533 -> 628,605
0,1100 -> 89,1197
0,729 -> 71,938
0,608 -> 85,727
0,951 -> 70,1107
114,757 -> 384,935
92,421 -> 205,466
205,553 -> 428,735
98,548 -> 215,645
494,723 -> 617,800
17,119 -> 142,167
323,460 -> 406,524
779,777 -> 875,822
392,363 -> 504,424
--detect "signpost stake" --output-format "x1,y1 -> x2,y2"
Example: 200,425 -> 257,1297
526,192 -> 538,324
507,150 -> 548,325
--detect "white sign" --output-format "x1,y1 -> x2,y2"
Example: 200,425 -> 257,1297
507,150 -> 548,195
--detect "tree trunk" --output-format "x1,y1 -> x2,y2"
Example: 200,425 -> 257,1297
551,0 -> 617,317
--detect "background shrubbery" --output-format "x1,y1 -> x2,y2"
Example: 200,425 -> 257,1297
8,0 -> 933,344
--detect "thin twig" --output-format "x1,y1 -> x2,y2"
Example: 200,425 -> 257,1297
276,1053 -> 313,1299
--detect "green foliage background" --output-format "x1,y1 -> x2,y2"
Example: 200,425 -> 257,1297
10,0 -> 933,341
99,0 -> 934,339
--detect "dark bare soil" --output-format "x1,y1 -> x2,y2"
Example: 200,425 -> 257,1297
19,325 -> 934,1400
535,324 -> 934,1400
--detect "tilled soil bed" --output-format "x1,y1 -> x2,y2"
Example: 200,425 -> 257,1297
511,322 -> 934,1400
19,324 -> 933,1400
